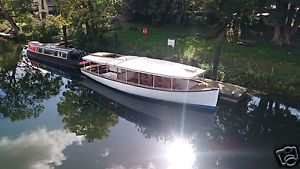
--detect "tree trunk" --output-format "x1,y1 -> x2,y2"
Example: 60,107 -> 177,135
176,12 -> 183,25
272,0 -> 288,46
290,10 -> 300,35
282,25 -> 291,45
85,22 -> 93,43
282,3 -> 297,46
175,0 -> 185,25
272,24 -> 282,46
87,0 -> 97,41
0,2 -> 20,35
62,25 -> 68,47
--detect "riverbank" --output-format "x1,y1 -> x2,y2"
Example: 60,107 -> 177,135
2,23 -> 300,102
98,23 -> 300,101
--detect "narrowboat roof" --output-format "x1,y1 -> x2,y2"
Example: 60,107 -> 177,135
29,41 -> 77,53
83,52 -> 206,79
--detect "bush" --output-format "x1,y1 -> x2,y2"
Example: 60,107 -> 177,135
32,18 -> 60,42
0,20 -> 12,33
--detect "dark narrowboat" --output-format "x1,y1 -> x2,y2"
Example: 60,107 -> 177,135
27,41 -> 88,69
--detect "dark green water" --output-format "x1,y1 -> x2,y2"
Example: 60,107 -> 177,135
0,41 -> 299,169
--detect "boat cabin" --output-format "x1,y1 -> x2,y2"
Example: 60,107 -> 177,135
28,41 -> 86,61
81,52 -> 209,91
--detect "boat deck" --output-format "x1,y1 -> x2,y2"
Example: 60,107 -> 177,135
203,78 -> 248,103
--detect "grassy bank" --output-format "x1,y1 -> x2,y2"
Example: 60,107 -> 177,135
97,23 -> 300,101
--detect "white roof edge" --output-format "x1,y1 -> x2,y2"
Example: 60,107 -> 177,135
117,66 -> 205,79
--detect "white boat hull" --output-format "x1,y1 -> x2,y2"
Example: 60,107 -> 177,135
82,71 -> 219,110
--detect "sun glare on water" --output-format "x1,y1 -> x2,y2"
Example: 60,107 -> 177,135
165,138 -> 196,169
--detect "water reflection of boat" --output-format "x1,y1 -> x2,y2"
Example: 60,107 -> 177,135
80,78 -> 215,133
26,57 -> 83,80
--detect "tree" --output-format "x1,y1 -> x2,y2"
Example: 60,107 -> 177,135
0,0 -> 32,35
53,0 -> 124,44
201,0 -> 300,45
125,0 -> 203,25
270,0 -> 300,45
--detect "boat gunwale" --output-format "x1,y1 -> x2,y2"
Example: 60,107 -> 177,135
81,68 -> 219,93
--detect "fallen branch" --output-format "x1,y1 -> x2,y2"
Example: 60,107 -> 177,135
0,32 -> 16,39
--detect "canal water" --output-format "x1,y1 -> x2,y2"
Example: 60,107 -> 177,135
0,41 -> 299,169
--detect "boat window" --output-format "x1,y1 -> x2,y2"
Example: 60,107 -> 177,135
85,62 -> 102,74
50,50 -> 54,55
154,76 -> 171,89
140,73 -> 153,87
44,49 -> 51,55
98,65 -> 109,74
117,69 -> 126,81
127,71 -> 138,84
38,48 -> 43,53
62,53 -> 67,59
90,64 -> 99,74
172,78 -> 189,90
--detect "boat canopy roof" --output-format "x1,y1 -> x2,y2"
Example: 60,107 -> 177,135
83,52 -> 206,79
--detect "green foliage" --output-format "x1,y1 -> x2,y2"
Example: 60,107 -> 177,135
53,0 -> 124,42
125,0 -> 205,25
0,20 -> 11,33
0,0 -> 33,19
29,16 -> 61,42
100,24 -> 300,100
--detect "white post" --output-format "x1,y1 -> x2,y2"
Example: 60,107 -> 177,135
125,70 -> 128,82
153,75 -> 155,88
186,79 -> 190,91
97,65 -> 99,74
171,78 -> 173,90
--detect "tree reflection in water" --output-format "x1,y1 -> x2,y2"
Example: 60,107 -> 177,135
57,80 -> 119,142
60,78 -> 300,168
0,41 -> 62,121
191,95 -> 300,168
214,95 -> 300,145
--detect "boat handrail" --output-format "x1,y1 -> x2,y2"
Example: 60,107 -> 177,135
82,65 -> 215,92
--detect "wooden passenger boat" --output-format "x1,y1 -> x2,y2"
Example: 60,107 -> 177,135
81,52 -> 219,110
27,41 -> 88,69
